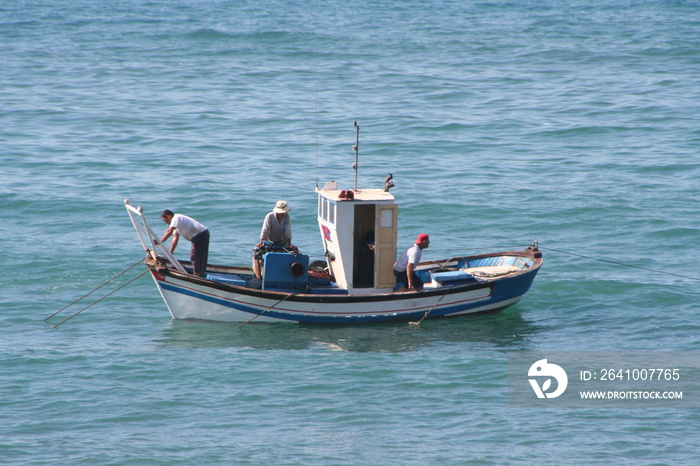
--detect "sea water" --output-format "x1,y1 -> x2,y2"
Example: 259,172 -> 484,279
2,0 -> 699,464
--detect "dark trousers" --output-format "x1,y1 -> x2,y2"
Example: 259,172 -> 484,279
393,268 -> 424,289
190,229 -> 210,277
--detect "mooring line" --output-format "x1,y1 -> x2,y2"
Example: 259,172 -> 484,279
410,291 -> 449,325
45,258 -> 145,321
540,246 -> 700,281
238,293 -> 295,329
52,270 -> 149,328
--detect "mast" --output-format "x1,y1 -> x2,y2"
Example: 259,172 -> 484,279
353,121 -> 359,192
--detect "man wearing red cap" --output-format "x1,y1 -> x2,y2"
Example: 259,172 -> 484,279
393,233 -> 430,292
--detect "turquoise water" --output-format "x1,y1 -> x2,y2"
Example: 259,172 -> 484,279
2,0 -> 700,463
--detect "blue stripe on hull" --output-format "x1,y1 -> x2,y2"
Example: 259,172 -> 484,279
157,265 -> 538,324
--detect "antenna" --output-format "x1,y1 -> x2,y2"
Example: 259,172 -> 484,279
353,121 -> 359,191
315,84 -> 319,188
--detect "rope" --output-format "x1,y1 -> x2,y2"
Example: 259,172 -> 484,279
237,293 -> 295,328
540,246 -> 700,281
410,292 -> 449,325
439,256 -> 468,270
52,270 -> 149,328
45,258 -> 145,321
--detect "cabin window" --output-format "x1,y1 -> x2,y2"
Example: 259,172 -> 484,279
328,201 -> 335,223
380,208 -> 393,228
318,198 -> 336,224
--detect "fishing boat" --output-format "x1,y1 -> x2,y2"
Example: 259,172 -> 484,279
125,127 -> 542,325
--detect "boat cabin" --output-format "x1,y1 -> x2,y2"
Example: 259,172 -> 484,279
316,181 -> 398,294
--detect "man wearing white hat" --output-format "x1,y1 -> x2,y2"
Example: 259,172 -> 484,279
252,200 -> 293,279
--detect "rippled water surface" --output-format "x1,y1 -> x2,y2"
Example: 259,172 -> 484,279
2,0 -> 699,464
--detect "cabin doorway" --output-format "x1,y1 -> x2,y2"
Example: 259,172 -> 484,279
353,204 -> 375,288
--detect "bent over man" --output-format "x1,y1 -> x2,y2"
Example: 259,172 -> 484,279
159,209 -> 210,277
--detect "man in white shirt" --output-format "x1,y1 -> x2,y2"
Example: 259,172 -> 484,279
257,200 -> 293,248
159,210 -> 210,277
252,200 -> 293,279
393,233 -> 430,292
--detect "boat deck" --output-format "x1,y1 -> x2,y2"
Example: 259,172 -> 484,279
167,253 -> 536,296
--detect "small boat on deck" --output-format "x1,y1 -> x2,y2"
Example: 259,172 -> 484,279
125,127 -> 542,325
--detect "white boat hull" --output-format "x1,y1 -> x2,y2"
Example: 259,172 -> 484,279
126,189 -> 542,325
147,252 -> 540,324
